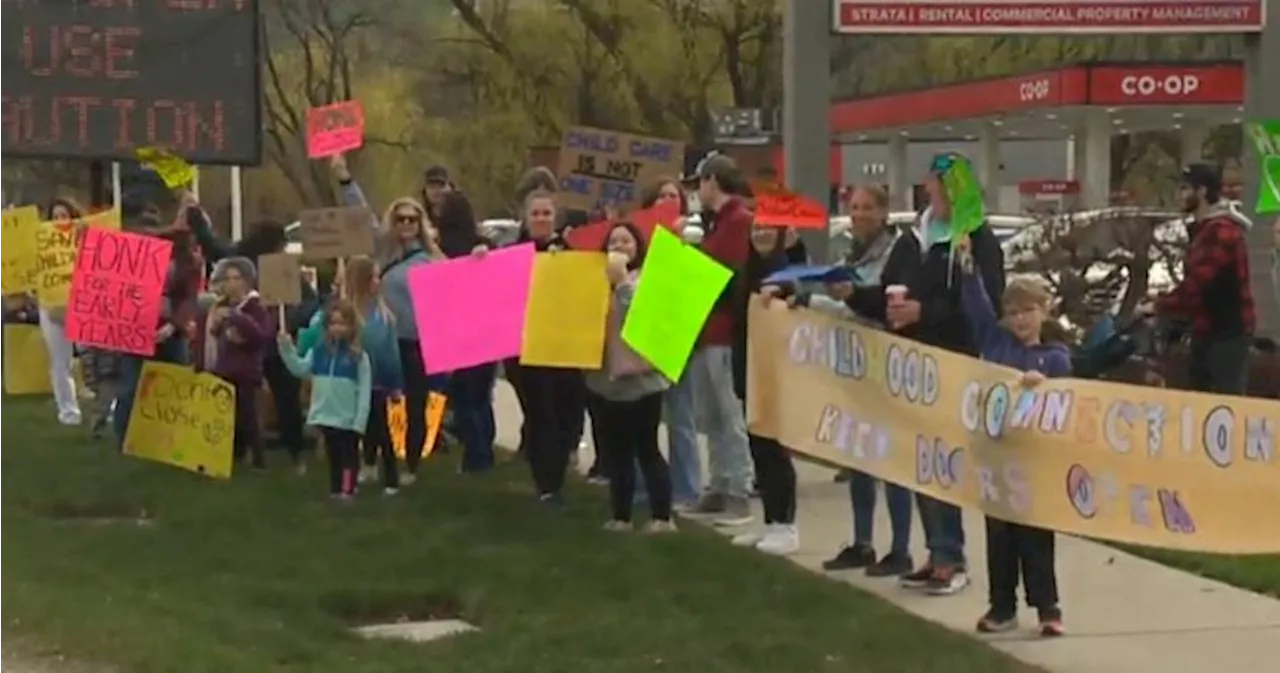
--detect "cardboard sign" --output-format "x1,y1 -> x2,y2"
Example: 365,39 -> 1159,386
65,228 -> 173,356
299,206 -> 373,260
306,101 -> 366,159
257,253 -> 302,305
557,126 -> 684,212
388,391 -> 448,459
123,361 -> 235,479
135,147 -> 197,189
754,192 -> 828,230
2,205 -> 41,293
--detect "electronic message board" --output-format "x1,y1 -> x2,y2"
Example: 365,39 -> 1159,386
1,0 -> 262,165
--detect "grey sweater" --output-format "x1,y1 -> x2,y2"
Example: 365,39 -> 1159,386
584,278 -> 670,401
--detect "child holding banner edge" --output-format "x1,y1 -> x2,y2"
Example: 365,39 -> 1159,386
955,235 -> 1070,637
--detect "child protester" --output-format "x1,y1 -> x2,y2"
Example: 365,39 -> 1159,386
584,222 -> 676,533
276,299 -> 372,501
956,234 -> 1070,638
199,258 -> 272,469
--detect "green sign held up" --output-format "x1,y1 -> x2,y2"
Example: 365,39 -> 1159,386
1245,120 -> 1280,214
940,155 -> 986,241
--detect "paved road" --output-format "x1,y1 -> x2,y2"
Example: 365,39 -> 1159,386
489,382 -> 1280,673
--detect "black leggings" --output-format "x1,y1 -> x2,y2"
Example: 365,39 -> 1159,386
398,339 -> 432,473
985,516 -> 1059,614
263,352 -> 305,459
594,392 -> 670,522
320,426 -> 360,495
510,363 -> 585,496
749,434 -> 796,525
361,390 -> 399,488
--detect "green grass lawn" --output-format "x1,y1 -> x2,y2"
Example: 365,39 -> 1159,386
1120,547 -> 1280,598
1,396 -> 1042,673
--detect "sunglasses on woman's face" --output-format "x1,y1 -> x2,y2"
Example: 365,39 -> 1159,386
395,214 -> 421,224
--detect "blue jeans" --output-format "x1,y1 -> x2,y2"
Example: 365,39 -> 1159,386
689,346 -> 751,498
663,370 -> 702,504
449,363 -> 497,472
917,494 -> 966,567
849,472 -> 912,555
113,336 -> 189,447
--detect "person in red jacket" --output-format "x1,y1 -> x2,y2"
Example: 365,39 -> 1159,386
686,152 -> 755,526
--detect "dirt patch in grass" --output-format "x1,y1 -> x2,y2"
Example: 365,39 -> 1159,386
320,590 -> 467,626
30,498 -> 155,525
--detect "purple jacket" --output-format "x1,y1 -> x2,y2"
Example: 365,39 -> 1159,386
199,292 -> 271,386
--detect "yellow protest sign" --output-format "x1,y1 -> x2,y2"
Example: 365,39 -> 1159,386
388,391 -> 448,459
747,301 -> 1280,555
35,211 -> 122,307
2,324 -> 52,395
2,206 -> 41,294
520,252 -> 610,368
136,147 -> 197,189
123,361 -> 235,479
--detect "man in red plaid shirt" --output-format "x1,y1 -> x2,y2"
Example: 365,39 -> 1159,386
1155,163 -> 1255,394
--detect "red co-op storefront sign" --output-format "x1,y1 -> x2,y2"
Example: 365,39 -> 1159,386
833,1 -> 1266,34
1087,64 -> 1245,104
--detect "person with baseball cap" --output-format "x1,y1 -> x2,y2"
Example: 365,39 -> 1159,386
1152,163 -> 1256,393
421,164 -> 454,219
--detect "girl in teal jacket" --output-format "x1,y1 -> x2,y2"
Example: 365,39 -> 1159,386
277,300 -> 372,500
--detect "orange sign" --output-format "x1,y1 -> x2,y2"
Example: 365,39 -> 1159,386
754,192 -> 828,230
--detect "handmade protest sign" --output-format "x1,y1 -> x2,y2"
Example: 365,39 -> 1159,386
65,228 -> 173,357
941,156 -> 985,239
388,391 -> 448,459
629,200 -> 683,241
621,227 -> 732,381
1245,120 -> 1280,213
2,205 -> 41,293
123,361 -> 236,479
521,252 -> 610,368
565,220 -> 613,251
754,192 -> 828,230
34,211 -> 122,307
307,101 -> 366,159
409,243 -> 536,374
299,207 -> 374,260
135,147 -> 197,189
257,253 -> 303,306
747,302 -> 1280,554
557,126 -> 684,211
2,324 -> 52,395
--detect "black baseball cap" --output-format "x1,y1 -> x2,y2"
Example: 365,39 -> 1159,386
424,165 -> 451,185
1180,163 -> 1222,193
683,151 -> 745,193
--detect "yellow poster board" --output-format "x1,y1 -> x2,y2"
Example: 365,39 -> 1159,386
123,361 -> 235,478
520,252 -> 610,368
747,301 -> 1280,555
388,391 -> 448,459
2,324 -> 52,395
35,210 -> 122,307
2,206 -> 42,294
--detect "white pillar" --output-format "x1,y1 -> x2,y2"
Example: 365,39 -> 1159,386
110,162 -> 122,212
230,166 -> 244,242
886,134 -> 908,210
976,126 -> 1000,210
1180,122 -> 1210,166
782,0 -> 831,261
1074,110 -> 1112,209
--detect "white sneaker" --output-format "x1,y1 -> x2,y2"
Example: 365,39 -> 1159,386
400,473 -> 417,487
58,410 -> 82,426
358,466 -> 377,485
731,527 -> 769,547
755,525 -> 800,556
383,487 -> 399,496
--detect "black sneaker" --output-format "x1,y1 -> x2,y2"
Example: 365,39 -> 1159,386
976,608 -> 1019,633
865,551 -> 914,577
898,563 -> 935,588
821,543 -> 875,571
538,491 -> 565,507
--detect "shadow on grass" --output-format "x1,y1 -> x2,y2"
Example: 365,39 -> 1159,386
23,496 -> 156,525
319,590 -> 467,626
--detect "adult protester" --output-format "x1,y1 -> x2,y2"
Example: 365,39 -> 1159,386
730,224 -> 802,554
184,195 -> 317,469
686,152 -> 755,527
505,187 -> 584,504
334,156 -> 465,483
421,165 -> 455,220
40,197 -> 85,426
112,201 -> 204,446
788,185 -> 922,576
880,155 -> 1005,595
1152,164 -> 1256,394
435,191 -> 499,473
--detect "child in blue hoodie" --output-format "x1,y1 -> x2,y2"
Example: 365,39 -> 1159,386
277,299 -> 372,501
957,234 -> 1070,638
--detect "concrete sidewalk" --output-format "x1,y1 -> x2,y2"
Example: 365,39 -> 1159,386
490,382 -> 1280,673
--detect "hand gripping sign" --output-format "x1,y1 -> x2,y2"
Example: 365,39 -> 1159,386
307,101 -> 366,159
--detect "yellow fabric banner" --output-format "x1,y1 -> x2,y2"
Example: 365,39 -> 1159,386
746,300 -> 1280,555
2,324 -> 52,395
35,210 -> 122,307
520,252 -> 610,368
2,206 -> 42,294
123,362 -> 235,479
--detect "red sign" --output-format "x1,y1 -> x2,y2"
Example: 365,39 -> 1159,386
306,100 -> 365,159
1018,180 -> 1080,196
834,1 -> 1265,34
65,228 -> 173,357
629,200 -> 683,241
754,192 -> 829,230
1087,65 -> 1244,105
